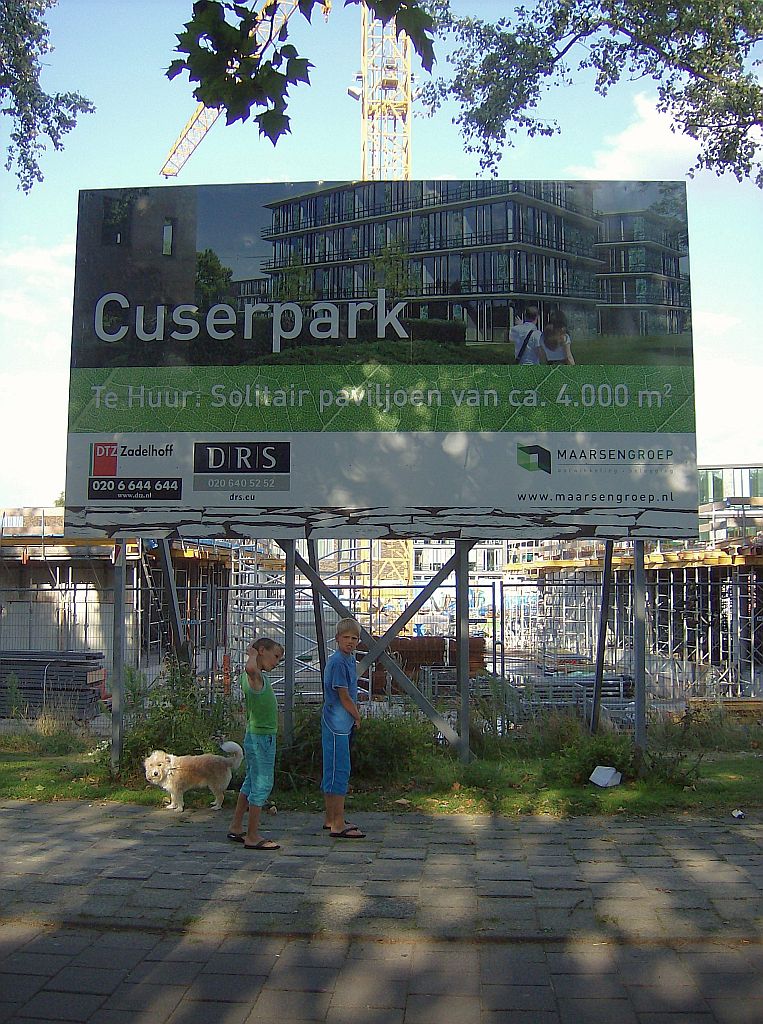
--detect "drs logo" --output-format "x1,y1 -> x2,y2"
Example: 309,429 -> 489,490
91,443 -> 118,477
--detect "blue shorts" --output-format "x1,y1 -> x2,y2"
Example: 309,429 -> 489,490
320,721 -> 352,795
240,732 -> 276,807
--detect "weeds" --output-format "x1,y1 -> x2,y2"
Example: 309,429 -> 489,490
105,658 -> 242,779
277,704 -> 439,787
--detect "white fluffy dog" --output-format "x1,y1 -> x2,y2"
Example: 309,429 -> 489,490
143,741 -> 243,812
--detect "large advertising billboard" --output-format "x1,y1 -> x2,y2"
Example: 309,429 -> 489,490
65,179 -> 697,539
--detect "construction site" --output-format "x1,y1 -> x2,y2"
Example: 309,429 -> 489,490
1,473 -> 761,740
2,4 -> 761,745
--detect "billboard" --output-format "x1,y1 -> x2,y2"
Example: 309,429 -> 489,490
65,179 -> 697,539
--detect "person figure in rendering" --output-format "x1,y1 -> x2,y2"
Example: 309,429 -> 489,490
321,617 -> 365,839
509,306 -> 543,364
540,309 -> 575,365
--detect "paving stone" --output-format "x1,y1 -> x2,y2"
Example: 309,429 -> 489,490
481,1012 -> 560,1024
551,974 -> 627,999
636,1015 -> 716,1024
43,966 -> 128,995
325,1008 -> 404,1024
100,982 -> 186,1014
705,998 -> 763,1024
18,933 -> 95,957
331,971 -> 408,1007
557,998 -> 638,1023
407,969 -> 479,996
165,997 -> 253,1024
625,984 -> 711,1013
126,959 -> 204,985
0,973 -> 46,1002
481,983 -> 558,1011
265,941 -> 348,969
262,964 -> 339,992
401,992 -> 481,1024
0,953 -> 73,976
250,989 -> 332,1019
185,972 -> 266,1002
16,990 -> 105,1021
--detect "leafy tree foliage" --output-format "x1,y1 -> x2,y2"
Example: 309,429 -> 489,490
423,1 -> 763,186
167,0 -> 435,144
195,248 -> 234,307
1,0 -> 94,191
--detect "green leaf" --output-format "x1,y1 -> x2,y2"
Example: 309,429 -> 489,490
286,56 -> 312,85
256,107 -> 291,143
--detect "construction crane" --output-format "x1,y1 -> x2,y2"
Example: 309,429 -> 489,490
160,0 -> 411,181
353,3 -> 412,180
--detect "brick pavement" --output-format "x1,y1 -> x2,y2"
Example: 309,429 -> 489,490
0,801 -> 762,1022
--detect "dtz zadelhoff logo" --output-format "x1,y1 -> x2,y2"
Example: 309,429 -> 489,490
517,444 -> 552,474
193,441 -> 290,474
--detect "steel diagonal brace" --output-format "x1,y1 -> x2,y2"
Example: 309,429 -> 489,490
287,547 -> 464,751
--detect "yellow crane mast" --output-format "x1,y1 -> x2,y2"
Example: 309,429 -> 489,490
357,2 -> 412,180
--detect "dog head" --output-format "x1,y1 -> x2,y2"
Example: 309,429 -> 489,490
144,750 -> 173,785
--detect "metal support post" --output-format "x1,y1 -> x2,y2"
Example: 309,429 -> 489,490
590,540 -> 614,734
456,541 -> 472,763
293,549 -> 463,749
111,541 -> 126,773
307,540 -> 327,678
634,540 -> 647,754
283,540 -> 296,747
157,540 -> 190,665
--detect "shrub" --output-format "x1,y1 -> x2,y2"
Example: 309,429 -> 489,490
649,706 -> 763,752
513,709 -> 588,756
542,732 -> 636,785
276,705 -> 438,788
116,658 -> 242,778
351,713 -> 437,783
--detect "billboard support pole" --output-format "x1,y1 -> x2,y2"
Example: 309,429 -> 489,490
456,541 -> 474,762
111,541 -> 126,773
157,540 -> 190,665
634,540 -> 648,756
293,549 -> 463,749
282,540 -> 296,748
307,540 -> 327,679
590,540 -> 614,734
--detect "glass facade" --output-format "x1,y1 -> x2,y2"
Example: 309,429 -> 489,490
263,180 -> 689,343
264,180 -> 604,342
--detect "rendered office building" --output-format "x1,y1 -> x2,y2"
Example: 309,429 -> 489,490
262,179 -> 689,343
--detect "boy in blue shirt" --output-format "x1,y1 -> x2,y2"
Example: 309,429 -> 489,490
321,617 -> 365,838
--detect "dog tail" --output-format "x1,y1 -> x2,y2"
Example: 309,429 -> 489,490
219,740 -> 244,769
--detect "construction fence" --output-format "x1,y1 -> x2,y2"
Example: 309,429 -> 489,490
0,562 -> 761,727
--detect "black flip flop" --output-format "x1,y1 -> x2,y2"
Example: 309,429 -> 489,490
322,823 -> 358,831
227,832 -> 245,843
329,826 -> 366,839
243,838 -> 281,850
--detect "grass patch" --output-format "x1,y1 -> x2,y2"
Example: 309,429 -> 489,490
1,745 -> 762,817
2,696 -> 762,818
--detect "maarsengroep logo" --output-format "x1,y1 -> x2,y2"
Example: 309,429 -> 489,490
517,444 -> 552,475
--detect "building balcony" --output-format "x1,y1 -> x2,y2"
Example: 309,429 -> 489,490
594,231 -> 685,251
263,182 -> 598,238
261,232 -> 604,271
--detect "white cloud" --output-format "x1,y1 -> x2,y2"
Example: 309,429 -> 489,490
691,308 -> 761,462
0,369 -> 69,506
0,239 -> 74,367
566,93 -> 697,180
0,240 -> 74,504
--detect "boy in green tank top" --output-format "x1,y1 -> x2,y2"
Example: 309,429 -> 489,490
227,637 -> 284,850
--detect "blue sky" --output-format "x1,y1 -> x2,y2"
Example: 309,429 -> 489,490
1,0 -> 761,506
